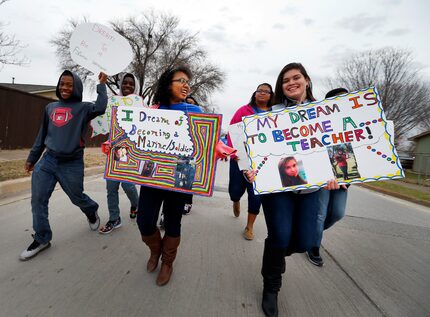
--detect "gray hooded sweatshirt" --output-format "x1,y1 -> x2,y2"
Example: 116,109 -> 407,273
27,70 -> 108,163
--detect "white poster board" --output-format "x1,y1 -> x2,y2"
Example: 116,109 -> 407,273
90,94 -> 143,137
69,23 -> 133,75
228,122 -> 252,170
242,87 -> 403,194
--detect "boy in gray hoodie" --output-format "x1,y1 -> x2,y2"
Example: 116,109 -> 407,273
20,70 -> 108,261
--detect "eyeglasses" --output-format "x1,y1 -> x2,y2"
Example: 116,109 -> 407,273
172,78 -> 191,85
256,89 -> 271,95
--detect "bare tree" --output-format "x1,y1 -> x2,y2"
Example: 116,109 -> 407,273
326,47 -> 430,142
50,11 -> 225,112
0,0 -> 29,69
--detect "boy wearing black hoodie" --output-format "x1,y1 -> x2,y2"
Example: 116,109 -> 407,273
20,70 -> 108,261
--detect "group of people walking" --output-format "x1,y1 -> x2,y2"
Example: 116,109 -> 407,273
20,62 -> 349,317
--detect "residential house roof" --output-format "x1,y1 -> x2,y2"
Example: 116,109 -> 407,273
0,83 -> 56,94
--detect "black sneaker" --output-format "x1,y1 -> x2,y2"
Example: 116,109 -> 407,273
87,211 -> 100,231
307,247 -> 324,266
19,239 -> 51,261
99,218 -> 122,234
129,206 -> 137,221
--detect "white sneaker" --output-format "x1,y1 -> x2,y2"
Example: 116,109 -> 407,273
87,211 -> 100,231
19,240 -> 51,261
183,204 -> 192,215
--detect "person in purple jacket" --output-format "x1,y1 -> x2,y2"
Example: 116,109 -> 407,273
20,70 -> 108,261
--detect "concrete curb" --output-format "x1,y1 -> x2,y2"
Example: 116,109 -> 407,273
0,166 -> 104,199
359,183 -> 430,208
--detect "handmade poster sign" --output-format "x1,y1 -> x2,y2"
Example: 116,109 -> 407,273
69,23 -> 133,75
104,106 -> 222,196
228,122 -> 252,171
90,94 -> 143,137
242,87 -> 403,194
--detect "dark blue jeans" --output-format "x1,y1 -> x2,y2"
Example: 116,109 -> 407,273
137,186 -> 187,237
31,152 -> 99,244
229,159 -> 261,215
260,190 -> 319,254
313,188 -> 348,248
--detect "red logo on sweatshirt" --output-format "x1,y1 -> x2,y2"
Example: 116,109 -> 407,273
50,107 -> 73,127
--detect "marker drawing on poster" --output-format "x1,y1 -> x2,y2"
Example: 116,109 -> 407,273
104,106 -> 222,196
90,94 -> 144,137
241,87 -> 403,194
69,23 -> 133,76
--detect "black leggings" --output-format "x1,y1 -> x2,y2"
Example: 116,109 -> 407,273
137,186 -> 187,237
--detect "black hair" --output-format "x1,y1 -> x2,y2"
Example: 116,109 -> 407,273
185,95 -> 199,106
325,88 -> 348,99
278,156 -> 306,187
249,83 -> 273,108
153,66 -> 192,105
273,63 -> 315,105
123,73 -> 135,82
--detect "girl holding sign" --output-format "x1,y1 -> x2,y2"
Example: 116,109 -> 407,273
137,66 -> 202,286
244,63 -> 340,317
227,83 -> 273,241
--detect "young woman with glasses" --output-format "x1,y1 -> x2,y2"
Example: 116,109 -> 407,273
137,66 -> 202,286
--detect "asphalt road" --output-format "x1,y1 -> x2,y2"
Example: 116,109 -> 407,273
0,161 -> 429,317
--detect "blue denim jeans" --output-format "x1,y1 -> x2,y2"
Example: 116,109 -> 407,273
313,188 -> 348,248
31,152 -> 98,244
137,186 -> 187,237
106,179 -> 139,221
229,159 -> 261,215
260,190 -> 319,254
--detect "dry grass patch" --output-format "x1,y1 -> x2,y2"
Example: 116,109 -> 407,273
0,152 -> 106,182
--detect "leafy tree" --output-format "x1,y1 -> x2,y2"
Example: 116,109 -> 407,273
50,11 -> 224,112
326,47 -> 430,142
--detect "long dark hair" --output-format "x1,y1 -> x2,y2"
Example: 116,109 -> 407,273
153,66 -> 192,105
185,95 -> 199,106
249,83 -> 273,108
273,63 -> 315,105
278,156 -> 307,187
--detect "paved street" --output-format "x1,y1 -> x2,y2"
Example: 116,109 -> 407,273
0,161 -> 429,317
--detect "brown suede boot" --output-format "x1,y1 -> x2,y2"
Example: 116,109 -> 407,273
156,235 -> 180,286
141,229 -> 162,273
233,201 -> 240,217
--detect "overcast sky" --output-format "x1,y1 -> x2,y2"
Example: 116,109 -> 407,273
1,0 -> 429,129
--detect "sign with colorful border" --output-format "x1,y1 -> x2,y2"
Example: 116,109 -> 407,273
90,94 -> 143,137
104,106 -> 222,196
242,87 -> 403,194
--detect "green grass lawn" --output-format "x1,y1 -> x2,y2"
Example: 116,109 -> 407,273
364,180 -> 430,203
403,170 -> 430,186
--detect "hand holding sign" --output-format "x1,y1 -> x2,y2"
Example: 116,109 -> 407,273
70,23 -> 133,76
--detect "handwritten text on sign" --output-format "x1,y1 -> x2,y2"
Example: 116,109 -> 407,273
69,23 -> 133,75
242,87 -> 403,194
116,106 -> 194,156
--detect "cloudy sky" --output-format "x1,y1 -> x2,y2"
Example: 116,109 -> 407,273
1,0 -> 429,129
